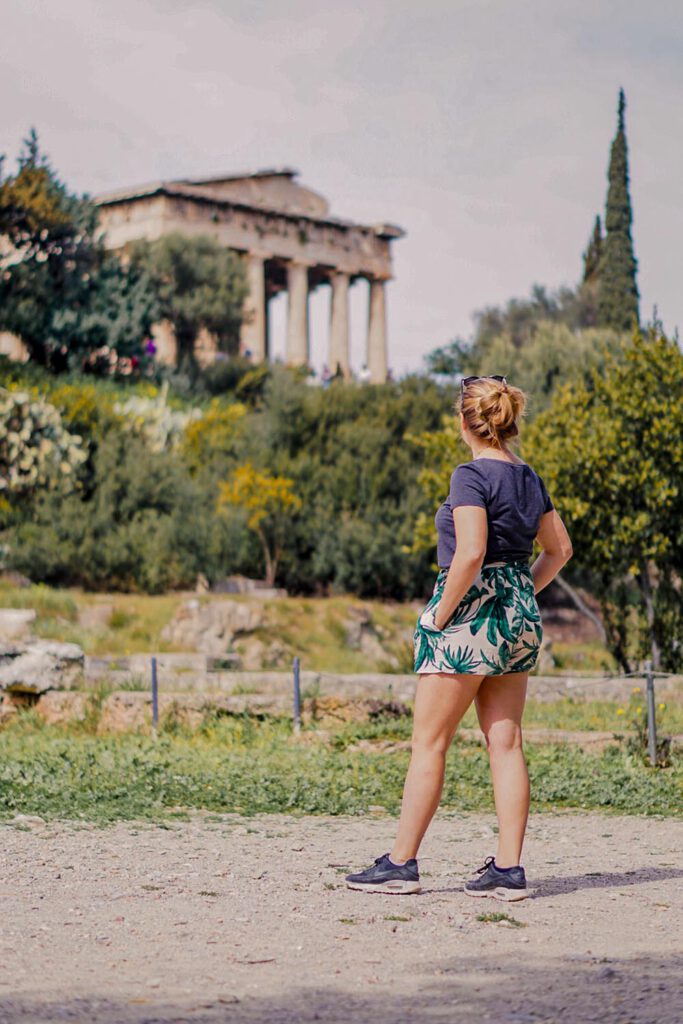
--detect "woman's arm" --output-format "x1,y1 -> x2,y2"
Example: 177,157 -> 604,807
530,510 -> 573,594
433,506 -> 487,630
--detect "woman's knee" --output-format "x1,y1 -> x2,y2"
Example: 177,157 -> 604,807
410,731 -> 452,758
482,720 -> 523,756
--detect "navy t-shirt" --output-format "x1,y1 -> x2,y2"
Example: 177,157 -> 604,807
435,459 -> 554,568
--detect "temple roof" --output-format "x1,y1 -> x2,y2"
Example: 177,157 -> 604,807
95,170 -> 404,239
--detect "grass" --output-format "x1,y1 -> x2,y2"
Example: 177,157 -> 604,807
0,578 -> 621,675
327,694 -> 683,745
0,581 -> 186,656
551,640 -> 615,674
476,912 -> 526,927
0,711 -> 681,824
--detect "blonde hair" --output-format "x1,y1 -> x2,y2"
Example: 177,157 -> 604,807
460,377 -> 526,448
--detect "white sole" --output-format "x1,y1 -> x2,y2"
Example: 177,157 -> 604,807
346,880 -> 421,895
464,885 -> 529,902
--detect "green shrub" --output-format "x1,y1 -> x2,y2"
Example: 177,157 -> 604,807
0,388 -> 86,495
7,432 -> 241,592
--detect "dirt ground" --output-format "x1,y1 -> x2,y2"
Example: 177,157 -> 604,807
1,811 -> 682,1024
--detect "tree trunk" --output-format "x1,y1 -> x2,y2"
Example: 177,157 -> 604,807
637,559 -> 661,671
257,528 -> 276,587
175,327 -> 197,379
553,573 -> 607,644
599,576 -> 633,674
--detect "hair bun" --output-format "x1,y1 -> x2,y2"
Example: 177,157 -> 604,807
460,378 -> 526,447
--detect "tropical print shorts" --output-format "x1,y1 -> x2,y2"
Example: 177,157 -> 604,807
413,561 -> 543,676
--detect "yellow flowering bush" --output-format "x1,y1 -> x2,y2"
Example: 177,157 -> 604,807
218,463 -> 301,585
180,399 -> 246,471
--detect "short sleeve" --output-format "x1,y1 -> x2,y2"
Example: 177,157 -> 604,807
449,464 -> 488,510
538,475 -> 554,514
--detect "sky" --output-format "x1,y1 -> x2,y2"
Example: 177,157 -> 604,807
3,0 -> 682,376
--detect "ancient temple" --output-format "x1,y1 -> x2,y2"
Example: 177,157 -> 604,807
95,169 -> 404,382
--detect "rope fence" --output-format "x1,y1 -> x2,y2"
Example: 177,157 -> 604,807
146,656 -> 678,767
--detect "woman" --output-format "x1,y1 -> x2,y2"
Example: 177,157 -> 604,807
346,375 -> 572,901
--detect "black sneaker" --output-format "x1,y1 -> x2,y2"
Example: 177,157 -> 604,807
464,856 -> 529,902
345,854 -> 421,895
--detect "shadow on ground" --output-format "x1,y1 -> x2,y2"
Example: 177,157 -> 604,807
530,864 -> 683,899
2,953 -> 682,1024
430,864 -> 683,898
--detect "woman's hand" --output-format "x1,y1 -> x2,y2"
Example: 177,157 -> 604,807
418,602 -> 452,632
433,606 -> 451,631
418,605 -> 442,632
531,510 -> 573,594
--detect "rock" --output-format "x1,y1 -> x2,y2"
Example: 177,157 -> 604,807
344,605 -> 373,649
236,637 -> 288,670
0,691 -> 18,722
195,573 -> 210,594
10,813 -> 46,827
0,639 -> 85,693
360,629 -> 395,664
127,652 -> 207,678
35,690 -> 90,725
77,604 -> 114,630
303,696 -> 410,727
344,605 -> 397,666
536,637 -> 556,673
160,599 -> 264,656
97,690 -> 292,732
92,690 -> 411,734
0,608 -> 36,641
0,570 -> 32,588
211,575 -> 287,598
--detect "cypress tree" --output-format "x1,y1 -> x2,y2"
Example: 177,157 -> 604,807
597,89 -> 639,331
582,215 -> 603,284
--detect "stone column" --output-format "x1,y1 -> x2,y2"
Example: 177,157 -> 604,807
240,254 -> 267,362
328,271 -> 350,378
150,320 -> 177,367
367,278 -> 388,384
286,262 -> 310,366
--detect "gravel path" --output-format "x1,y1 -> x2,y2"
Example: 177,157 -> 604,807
1,811 -> 682,1023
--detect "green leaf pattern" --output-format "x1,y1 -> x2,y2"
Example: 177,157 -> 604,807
413,563 -> 543,676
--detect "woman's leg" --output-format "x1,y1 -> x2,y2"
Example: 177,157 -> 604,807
390,672 -> 483,863
474,671 -> 530,868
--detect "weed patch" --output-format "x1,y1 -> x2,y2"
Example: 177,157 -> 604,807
476,912 -> 525,927
0,715 -> 681,823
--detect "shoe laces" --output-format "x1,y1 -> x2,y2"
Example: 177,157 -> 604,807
475,856 -> 495,875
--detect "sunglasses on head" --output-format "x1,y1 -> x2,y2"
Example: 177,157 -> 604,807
460,374 -> 507,395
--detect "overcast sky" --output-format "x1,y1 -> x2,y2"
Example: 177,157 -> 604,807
3,0 -> 682,375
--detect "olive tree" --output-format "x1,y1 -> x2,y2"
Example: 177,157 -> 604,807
524,331 -> 683,672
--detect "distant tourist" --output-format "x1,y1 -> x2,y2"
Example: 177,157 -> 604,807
358,363 -> 371,384
346,374 -> 573,901
321,364 -> 332,388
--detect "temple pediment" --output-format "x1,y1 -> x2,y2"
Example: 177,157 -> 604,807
180,169 -> 330,218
